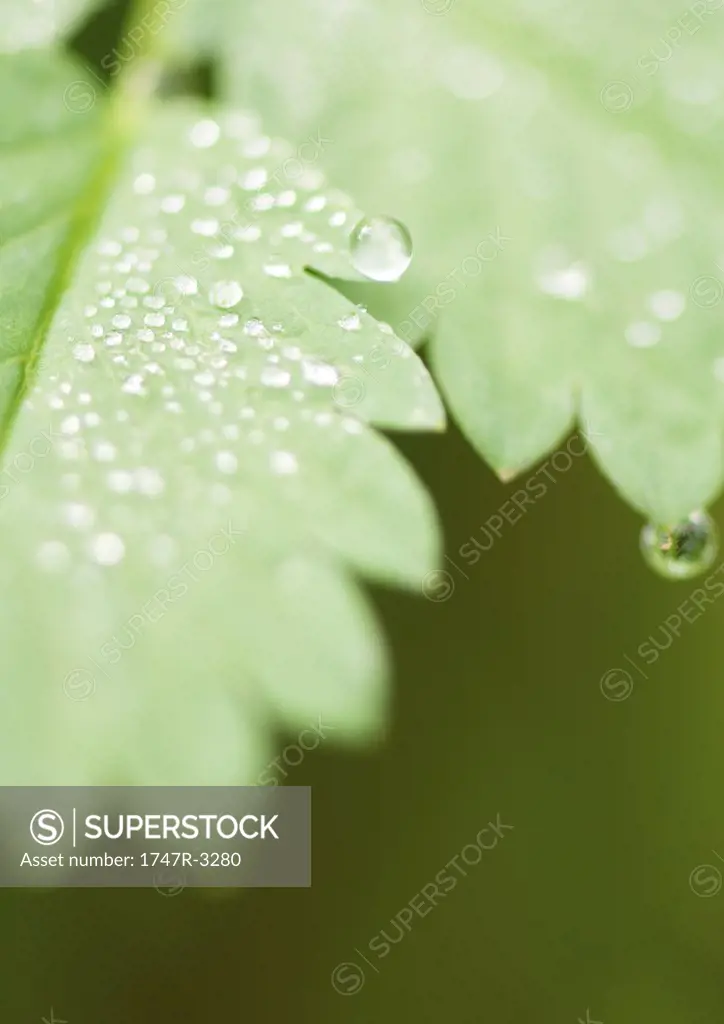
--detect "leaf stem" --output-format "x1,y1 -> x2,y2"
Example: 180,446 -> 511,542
2,0 -> 178,450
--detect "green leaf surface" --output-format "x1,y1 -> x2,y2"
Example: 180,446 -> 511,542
0,49 -> 443,784
196,0 -> 724,523
0,53 -> 104,421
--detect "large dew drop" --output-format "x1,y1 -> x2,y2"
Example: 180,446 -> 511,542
349,216 -> 413,282
640,510 -> 719,580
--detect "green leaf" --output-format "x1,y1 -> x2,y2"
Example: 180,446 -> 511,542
0,0 -> 102,51
200,0 -> 724,523
0,49 -> 443,784
0,53 -> 104,426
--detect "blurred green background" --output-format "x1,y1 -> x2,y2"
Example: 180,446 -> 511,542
9,416 -> 724,1022
8,0 -> 724,1020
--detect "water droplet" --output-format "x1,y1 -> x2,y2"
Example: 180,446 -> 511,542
649,289 -> 686,321
93,442 -> 117,462
189,119 -> 220,148
209,243 -> 234,260
625,321 -> 660,348
61,415 -> 80,435
108,470 -> 133,493
302,360 -> 338,387
263,260 -> 293,279
192,218 -> 220,237
640,510 -> 718,580
99,240 -> 122,257
349,216 -> 413,282
72,343 -> 95,363
215,451 -> 238,474
271,451 -> 298,475
161,194 -> 186,214
133,173 -> 156,195
240,168 -> 268,190
204,186 -> 230,206
209,281 -> 244,309
234,224 -> 261,243
339,312 -> 362,332
174,275 -> 198,297
127,277 -> 151,295
122,374 -> 146,396
537,261 -> 590,301
64,503 -> 95,529
281,221 -> 303,239
261,366 -> 291,388
244,318 -> 267,338
91,532 -> 125,567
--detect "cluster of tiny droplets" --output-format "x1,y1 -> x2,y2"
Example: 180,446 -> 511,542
21,111 -> 424,576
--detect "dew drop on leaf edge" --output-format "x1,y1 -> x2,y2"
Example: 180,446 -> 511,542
349,215 -> 413,282
640,510 -> 719,580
